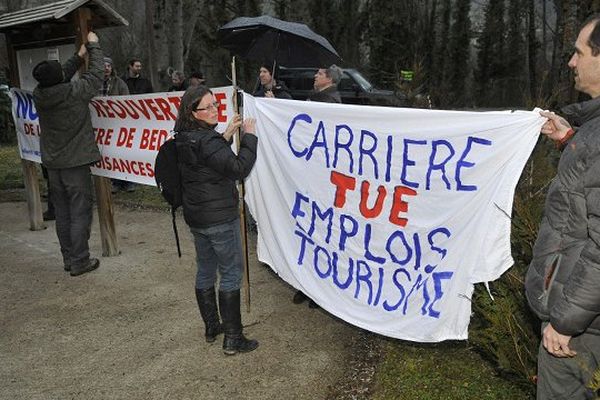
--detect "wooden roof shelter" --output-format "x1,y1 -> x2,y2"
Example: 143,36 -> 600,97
0,0 -> 128,48
1,0 -> 126,254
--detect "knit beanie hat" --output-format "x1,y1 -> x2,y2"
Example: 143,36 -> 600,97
32,60 -> 63,87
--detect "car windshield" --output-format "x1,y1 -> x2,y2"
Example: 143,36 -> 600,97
350,71 -> 373,91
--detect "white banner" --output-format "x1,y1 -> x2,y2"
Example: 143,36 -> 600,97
243,94 -> 544,342
10,86 -> 235,185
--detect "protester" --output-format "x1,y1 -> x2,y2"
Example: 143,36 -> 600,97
293,64 -> 343,308
188,71 -> 206,87
122,58 -> 153,94
253,63 -> 292,99
100,57 -> 131,193
32,31 -> 103,277
525,14 -> 600,400
307,64 -> 342,103
168,70 -> 188,92
101,57 -> 129,96
173,85 -> 259,355
119,57 -> 152,192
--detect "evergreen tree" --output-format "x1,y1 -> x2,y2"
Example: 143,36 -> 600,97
430,0 -> 452,107
476,0 -> 506,106
505,0 -> 526,105
447,0 -> 471,107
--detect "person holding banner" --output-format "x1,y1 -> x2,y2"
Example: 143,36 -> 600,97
293,63 -> 343,308
307,64 -> 342,103
174,85 -> 259,356
525,15 -> 600,400
32,31 -> 103,277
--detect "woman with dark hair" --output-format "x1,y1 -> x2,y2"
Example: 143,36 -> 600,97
253,63 -> 292,99
174,85 -> 259,355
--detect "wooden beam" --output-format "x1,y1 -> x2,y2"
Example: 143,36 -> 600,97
73,6 -> 119,256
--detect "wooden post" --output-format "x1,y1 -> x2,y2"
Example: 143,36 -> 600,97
74,7 -> 119,256
21,160 -> 45,230
6,34 -> 45,230
231,57 -> 251,312
94,176 -> 119,256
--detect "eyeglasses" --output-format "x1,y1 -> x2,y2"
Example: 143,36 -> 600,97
195,102 -> 219,112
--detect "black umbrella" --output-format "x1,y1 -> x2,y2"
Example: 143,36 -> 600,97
217,15 -> 342,67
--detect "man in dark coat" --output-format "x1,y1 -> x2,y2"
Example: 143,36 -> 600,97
308,64 -> 342,103
167,70 -> 188,92
525,15 -> 600,399
122,58 -> 153,95
253,64 -> 292,99
293,64 -> 343,308
118,57 -> 152,192
32,31 -> 104,277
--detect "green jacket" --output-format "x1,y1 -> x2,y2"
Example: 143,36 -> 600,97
34,42 -> 104,169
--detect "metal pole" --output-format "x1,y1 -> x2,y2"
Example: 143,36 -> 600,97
231,56 -> 251,313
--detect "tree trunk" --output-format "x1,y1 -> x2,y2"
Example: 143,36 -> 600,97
557,0 -> 578,105
169,0 -> 185,73
145,0 -> 159,89
527,0 -> 537,102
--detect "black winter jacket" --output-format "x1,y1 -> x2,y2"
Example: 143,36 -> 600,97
122,74 -> 153,94
177,123 -> 258,228
308,85 -> 341,103
253,81 -> 292,99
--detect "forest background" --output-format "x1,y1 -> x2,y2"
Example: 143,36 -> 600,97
2,0 -> 600,397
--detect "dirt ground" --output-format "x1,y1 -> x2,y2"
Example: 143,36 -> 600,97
0,201 -> 365,400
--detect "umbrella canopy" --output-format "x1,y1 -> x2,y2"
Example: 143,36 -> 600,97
217,15 -> 342,67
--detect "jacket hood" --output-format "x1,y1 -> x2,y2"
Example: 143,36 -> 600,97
561,95 -> 600,126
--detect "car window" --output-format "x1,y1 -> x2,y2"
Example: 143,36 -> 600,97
351,71 -> 373,91
338,72 -> 354,91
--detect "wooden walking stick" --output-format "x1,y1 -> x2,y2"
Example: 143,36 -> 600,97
231,56 -> 251,312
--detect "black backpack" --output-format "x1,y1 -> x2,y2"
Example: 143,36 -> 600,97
155,134 -> 183,257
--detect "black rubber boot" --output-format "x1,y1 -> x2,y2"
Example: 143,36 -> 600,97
195,287 -> 223,343
219,289 -> 259,356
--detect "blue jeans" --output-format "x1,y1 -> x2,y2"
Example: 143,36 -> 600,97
190,218 -> 243,292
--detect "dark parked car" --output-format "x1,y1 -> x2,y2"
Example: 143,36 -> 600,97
276,67 -> 406,107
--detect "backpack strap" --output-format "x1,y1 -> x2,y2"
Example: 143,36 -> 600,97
171,206 -> 182,258
171,131 -> 182,258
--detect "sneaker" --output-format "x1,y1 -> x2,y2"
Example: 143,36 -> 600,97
124,183 -> 136,193
70,258 -> 100,277
43,210 -> 55,221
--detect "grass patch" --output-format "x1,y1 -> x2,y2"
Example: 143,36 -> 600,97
0,144 -> 26,190
0,144 -> 167,209
372,341 -> 533,400
110,183 -> 167,210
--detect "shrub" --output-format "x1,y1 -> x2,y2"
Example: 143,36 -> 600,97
469,138 -> 557,395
